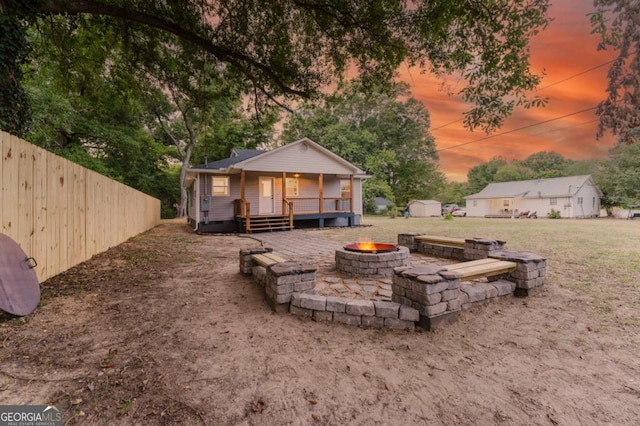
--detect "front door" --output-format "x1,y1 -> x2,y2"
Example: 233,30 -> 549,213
259,177 -> 275,214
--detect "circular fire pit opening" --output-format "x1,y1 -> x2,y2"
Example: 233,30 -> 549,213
335,243 -> 410,277
343,242 -> 399,254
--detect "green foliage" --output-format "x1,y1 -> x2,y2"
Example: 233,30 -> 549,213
595,142 -> 640,208
521,151 -> 568,178
282,80 -> 445,206
434,181 -> 469,206
547,209 -> 561,219
467,152 -> 600,195
443,212 -> 454,221
591,1 -> 640,143
0,0 -> 43,134
2,0 -> 551,136
493,163 -> 536,182
363,178 -> 395,214
2,0 -> 554,216
467,157 -> 508,193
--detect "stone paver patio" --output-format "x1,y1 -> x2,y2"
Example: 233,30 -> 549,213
247,230 -> 454,301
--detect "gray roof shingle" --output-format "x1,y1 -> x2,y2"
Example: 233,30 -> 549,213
465,175 -> 595,199
192,149 -> 265,170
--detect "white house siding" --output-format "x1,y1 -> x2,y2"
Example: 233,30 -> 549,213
466,199 -> 491,217
572,183 -> 601,217
465,176 -> 602,218
467,194 -> 600,218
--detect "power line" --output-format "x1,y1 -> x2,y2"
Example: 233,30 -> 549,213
436,106 -> 598,153
432,117 -> 463,131
535,60 -> 614,92
431,60 -> 613,132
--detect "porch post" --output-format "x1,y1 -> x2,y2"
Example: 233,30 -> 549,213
318,174 -> 323,213
282,172 -> 287,214
240,170 -> 246,215
350,175 -> 354,213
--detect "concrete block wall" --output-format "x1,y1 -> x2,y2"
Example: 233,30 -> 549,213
418,243 -> 465,260
459,280 -> 516,310
464,238 -> 507,260
488,250 -> 547,297
239,247 -> 273,274
264,261 -> 317,312
290,293 -> 419,331
397,233 -> 506,261
392,265 -> 463,330
397,233 -> 424,251
392,248 -> 547,330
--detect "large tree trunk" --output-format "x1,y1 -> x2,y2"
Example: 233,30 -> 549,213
178,142 -> 193,217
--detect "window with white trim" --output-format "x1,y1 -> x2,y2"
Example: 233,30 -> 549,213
577,197 -> 583,205
285,178 -> 299,197
212,176 -> 230,196
340,180 -> 351,198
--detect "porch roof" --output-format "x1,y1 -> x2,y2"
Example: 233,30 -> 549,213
186,138 -> 371,186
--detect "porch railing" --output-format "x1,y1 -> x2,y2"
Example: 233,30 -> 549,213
235,197 -> 351,218
289,197 -> 351,213
282,198 -> 294,228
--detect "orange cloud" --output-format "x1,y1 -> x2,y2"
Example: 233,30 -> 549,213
401,1 -> 618,182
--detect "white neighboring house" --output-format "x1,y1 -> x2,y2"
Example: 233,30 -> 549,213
464,175 -> 602,218
407,200 -> 441,217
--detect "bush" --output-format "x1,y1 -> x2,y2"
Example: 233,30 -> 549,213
387,205 -> 398,218
443,212 -> 453,220
547,209 -> 561,219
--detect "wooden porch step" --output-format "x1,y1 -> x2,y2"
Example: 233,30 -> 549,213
243,215 -> 293,233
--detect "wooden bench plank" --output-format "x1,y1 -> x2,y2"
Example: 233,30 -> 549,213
444,258 -> 502,271
251,252 -> 289,267
444,260 -> 517,281
415,235 -> 465,247
262,252 -> 288,263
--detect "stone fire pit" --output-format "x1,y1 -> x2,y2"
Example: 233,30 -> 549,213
335,242 -> 410,277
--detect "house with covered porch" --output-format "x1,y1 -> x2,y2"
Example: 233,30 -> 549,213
185,138 -> 369,233
464,175 -> 602,218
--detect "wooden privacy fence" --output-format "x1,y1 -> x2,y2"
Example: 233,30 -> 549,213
1,131 -> 161,283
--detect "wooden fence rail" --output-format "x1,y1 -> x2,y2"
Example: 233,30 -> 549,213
1,131 -> 161,282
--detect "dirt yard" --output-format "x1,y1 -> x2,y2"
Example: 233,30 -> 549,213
1,221 -> 639,425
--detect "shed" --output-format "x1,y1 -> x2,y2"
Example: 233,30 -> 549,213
408,200 -> 441,217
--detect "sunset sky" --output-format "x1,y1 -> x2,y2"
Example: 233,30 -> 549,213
400,1 -> 619,182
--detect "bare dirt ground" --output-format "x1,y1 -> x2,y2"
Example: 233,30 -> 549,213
1,222 -> 639,425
